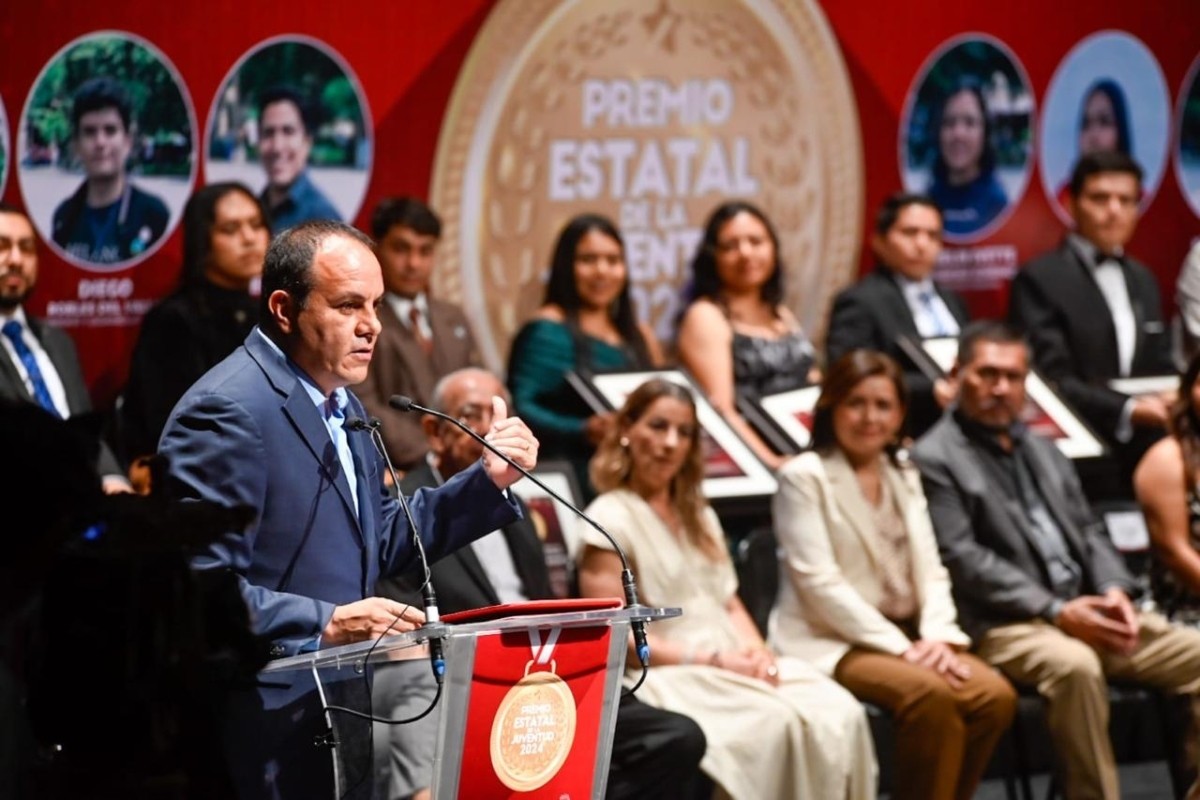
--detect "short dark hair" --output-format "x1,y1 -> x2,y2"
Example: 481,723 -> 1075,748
957,319 -> 1029,367
1067,150 -> 1143,198
810,350 -> 909,459
0,202 -> 34,310
370,197 -> 441,240
874,192 -> 943,236
180,183 -> 270,288
687,200 -> 784,306
259,220 -> 374,333
258,85 -> 317,136
0,201 -> 29,219
71,77 -> 132,134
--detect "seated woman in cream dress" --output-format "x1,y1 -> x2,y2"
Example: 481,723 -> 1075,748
770,350 -> 1016,800
576,378 -> 875,800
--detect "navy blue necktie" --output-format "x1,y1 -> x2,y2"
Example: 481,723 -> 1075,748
2,320 -> 61,417
326,393 -> 359,517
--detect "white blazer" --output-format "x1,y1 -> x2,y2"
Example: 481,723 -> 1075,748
768,449 -> 969,675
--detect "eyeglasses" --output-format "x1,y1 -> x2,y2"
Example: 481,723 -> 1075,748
451,403 -> 494,429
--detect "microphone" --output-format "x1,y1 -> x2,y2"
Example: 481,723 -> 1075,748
387,394 -> 652,669
346,414 -> 446,685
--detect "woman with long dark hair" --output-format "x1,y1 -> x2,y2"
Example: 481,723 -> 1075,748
578,378 -> 875,800
506,213 -> 662,498
676,200 -> 818,471
1056,79 -> 1135,215
120,182 -> 269,466
926,80 -> 1008,237
771,350 -> 1016,800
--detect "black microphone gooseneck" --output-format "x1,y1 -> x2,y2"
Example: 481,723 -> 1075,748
345,415 -> 446,685
386,394 -> 651,669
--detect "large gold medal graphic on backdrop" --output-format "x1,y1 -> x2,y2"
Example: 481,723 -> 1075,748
431,0 -> 863,368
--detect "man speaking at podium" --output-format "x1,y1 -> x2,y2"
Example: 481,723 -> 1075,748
158,219 -> 539,799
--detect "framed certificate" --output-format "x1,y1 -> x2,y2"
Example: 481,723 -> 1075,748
509,460 -> 583,597
1108,375 -> 1179,396
897,334 -> 958,377
738,386 -> 822,453
568,368 -> 778,498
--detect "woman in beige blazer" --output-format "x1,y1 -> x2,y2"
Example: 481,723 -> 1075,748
770,349 -> 1015,800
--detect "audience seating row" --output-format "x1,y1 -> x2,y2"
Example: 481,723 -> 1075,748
726,508 -> 1190,798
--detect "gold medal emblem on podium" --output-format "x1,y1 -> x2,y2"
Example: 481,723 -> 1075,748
431,0 -> 863,367
490,660 -> 578,791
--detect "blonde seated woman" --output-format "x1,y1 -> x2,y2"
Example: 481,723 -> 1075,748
770,350 -> 1016,800
576,378 -> 875,800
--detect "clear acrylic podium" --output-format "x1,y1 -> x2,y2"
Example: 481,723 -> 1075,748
263,600 -> 681,799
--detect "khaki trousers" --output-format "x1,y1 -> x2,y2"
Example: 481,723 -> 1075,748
835,649 -> 1017,800
976,612 -> 1200,800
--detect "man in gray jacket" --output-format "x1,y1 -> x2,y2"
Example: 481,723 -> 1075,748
913,320 -> 1200,800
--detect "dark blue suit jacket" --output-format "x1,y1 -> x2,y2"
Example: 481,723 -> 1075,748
158,328 -> 520,799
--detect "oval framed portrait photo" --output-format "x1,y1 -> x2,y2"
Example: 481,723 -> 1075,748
1175,48 -> 1200,219
204,35 -> 373,235
900,33 -> 1035,243
18,30 -> 197,271
1039,30 -> 1171,224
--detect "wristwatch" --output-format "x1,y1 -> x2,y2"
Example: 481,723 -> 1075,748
1043,598 -> 1065,624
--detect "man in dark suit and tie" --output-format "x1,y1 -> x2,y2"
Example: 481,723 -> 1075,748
0,202 -> 128,491
373,366 -> 707,800
355,197 -> 480,473
913,321 -> 1200,800
1008,151 -> 1175,480
825,192 -> 970,437
157,220 -> 540,799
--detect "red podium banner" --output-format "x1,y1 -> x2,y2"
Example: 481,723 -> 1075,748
440,597 -> 626,798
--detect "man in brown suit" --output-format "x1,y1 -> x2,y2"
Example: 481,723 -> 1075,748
356,197 -> 480,471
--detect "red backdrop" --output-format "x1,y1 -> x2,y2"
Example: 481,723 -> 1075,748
1,0 -> 1197,408
826,0 -> 1200,316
